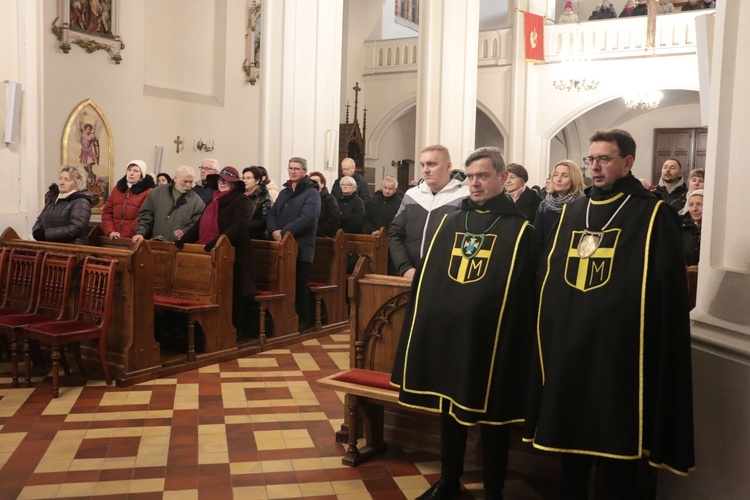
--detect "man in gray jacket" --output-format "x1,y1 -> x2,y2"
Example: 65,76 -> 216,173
388,145 -> 469,278
132,165 -> 205,243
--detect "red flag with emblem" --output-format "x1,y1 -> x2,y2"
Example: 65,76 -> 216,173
524,12 -> 544,62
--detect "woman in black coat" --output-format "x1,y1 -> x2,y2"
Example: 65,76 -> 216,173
309,171 -> 341,237
242,166 -> 272,240
178,166 -> 257,337
33,165 -> 92,245
504,164 -> 541,223
338,176 -> 365,234
363,176 -> 402,235
681,190 -> 703,266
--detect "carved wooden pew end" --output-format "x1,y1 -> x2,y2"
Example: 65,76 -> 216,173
309,230 -> 349,330
252,233 -> 298,347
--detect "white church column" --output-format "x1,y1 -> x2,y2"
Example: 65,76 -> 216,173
258,0 -> 343,184
0,0 -> 41,237
659,2 -> 750,498
414,0 -> 479,165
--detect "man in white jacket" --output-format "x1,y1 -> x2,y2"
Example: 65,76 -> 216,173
388,145 -> 469,278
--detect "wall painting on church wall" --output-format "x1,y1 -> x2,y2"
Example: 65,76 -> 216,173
61,99 -> 114,213
52,0 -> 124,64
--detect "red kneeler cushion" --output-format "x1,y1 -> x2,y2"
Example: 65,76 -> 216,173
27,320 -> 93,334
154,295 -> 205,308
0,313 -> 50,327
332,369 -> 397,392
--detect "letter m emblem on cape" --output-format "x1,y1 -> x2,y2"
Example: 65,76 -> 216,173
564,229 -> 620,292
449,232 -> 496,284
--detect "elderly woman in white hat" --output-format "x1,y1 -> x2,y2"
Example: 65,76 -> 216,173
101,159 -> 156,239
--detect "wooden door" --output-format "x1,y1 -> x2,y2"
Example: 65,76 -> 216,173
652,128 -> 709,183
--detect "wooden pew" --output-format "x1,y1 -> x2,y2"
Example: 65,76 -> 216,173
0,228 -> 159,383
252,233 -> 298,347
309,230 -> 349,330
94,235 -> 237,363
149,236 -> 236,362
345,229 -> 388,275
317,256 -> 412,465
319,257 -> 559,480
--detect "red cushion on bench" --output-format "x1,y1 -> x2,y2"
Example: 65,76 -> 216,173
332,369 -> 397,392
154,295 -> 205,308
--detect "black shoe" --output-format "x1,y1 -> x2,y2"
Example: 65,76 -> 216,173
416,478 -> 461,500
298,320 -> 314,332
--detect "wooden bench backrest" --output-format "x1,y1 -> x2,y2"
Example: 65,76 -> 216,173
252,232 -> 297,293
0,227 -> 158,375
150,236 -> 234,303
96,235 -> 234,304
347,257 -> 412,373
346,229 -> 388,274
310,230 -> 347,286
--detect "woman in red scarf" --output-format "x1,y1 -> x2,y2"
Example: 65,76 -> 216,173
177,166 -> 258,338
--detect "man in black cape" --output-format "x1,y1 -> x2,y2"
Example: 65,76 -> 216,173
523,129 -> 695,498
391,146 -> 537,500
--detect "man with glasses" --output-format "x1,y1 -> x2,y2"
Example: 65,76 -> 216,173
524,129 -> 695,497
193,158 -> 219,205
267,157 -> 321,331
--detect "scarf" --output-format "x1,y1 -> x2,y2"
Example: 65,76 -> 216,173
55,189 -> 79,204
539,189 -> 583,214
198,189 -> 231,244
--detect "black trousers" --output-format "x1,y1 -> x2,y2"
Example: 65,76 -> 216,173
560,453 -> 639,500
295,260 -> 313,325
440,407 -> 510,499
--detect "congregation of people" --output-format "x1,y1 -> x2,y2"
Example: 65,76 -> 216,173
29,126 -> 702,498
558,0 -> 717,24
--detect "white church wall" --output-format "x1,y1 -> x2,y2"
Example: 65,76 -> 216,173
0,1 -> 42,237
0,1 -> 22,221
41,0 -> 261,200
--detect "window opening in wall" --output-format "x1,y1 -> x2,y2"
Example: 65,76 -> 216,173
395,0 -> 419,31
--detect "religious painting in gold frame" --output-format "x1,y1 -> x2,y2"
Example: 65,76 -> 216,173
51,0 -> 125,64
61,99 -> 114,213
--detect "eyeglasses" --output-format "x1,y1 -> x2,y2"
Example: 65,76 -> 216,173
199,166 -> 217,172
582,155 -> 624,167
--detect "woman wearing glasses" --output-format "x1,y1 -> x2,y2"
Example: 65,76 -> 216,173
534,160 -> 585,249
177,166 -> 258,338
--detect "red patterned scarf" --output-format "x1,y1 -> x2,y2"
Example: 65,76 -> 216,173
198,190 -> 231,244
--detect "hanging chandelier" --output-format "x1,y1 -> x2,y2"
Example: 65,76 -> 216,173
623,89 -> 662,110
552,55 -> 599,92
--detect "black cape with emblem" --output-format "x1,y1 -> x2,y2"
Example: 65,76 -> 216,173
390,193 -> 537,425
523,173 -> 695,475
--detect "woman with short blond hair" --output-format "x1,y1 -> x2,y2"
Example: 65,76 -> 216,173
32,165 -> 93,245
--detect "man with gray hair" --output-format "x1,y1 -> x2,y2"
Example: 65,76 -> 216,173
133,165 -> 205,243
331,157 -> 371,203
391,147 -> 537,499
193,158 -> 219,205
267,156 -> 321,331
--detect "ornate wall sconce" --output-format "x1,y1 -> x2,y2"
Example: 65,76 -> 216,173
195,139 -> 215,153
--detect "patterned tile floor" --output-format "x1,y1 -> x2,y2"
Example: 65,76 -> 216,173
0,334 -> 554,499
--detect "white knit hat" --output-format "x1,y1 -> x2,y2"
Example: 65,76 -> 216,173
127,159 -> 148,177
